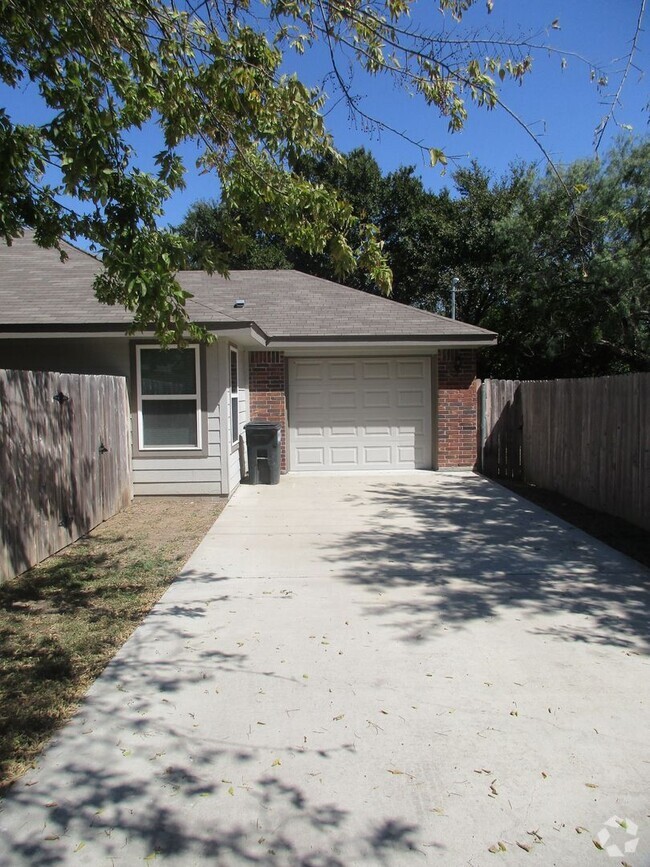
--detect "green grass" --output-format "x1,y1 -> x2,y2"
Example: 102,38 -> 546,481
0,497 -> 223,793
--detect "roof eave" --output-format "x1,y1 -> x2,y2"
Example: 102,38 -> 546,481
0,320 -> 269,345
267,333 -> 497,350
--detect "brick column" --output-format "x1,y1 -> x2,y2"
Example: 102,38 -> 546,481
248,351 -> 287,472
437,349 -> 479,469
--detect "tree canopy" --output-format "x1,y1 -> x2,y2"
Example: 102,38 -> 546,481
2,0 -> 639,342
483,137 -> 650,378
178,138 -> 650,378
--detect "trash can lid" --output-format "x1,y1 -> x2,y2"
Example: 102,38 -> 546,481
244,421 -> 282,431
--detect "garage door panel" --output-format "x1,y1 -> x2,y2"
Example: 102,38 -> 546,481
363,446 -> 392,465
295,391 -> 323,410
329,362 -> 356,379
361,422 -> 392,436
363,390 -> 391,408
296,424 -> 325,437
330,391 -> 357,409
295,447 -> 325,466
330,446 -> 359,466
397,360 -> 426,378
289,357 -> 432,472
398,445 -> 416,464
331,423 -> 357,436
396,418 -> 424,436
398,389 -> 425,408
363,360 -> 391,379
294,361 -> 323,381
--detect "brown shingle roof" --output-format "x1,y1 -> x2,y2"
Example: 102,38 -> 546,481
0,232 -> 496,344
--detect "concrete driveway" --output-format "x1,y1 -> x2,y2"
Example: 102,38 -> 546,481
1,472 -> 649,866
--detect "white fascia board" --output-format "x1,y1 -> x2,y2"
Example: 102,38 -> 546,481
207,326 -> 266,347
0,331 -> 132,339
0,326 -> 267,346
275,339 -> 496,356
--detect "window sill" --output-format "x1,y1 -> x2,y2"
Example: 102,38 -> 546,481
133,446 -> 208,459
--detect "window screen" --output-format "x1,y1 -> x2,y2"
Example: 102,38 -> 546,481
138,346 -> 200,449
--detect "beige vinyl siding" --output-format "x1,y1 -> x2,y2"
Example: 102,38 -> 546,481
133,469 -> 222,483
132,341 -> 223,495
133,482 -> 223,495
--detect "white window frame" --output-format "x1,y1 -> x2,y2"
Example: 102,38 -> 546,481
136,344 -> 202,451
229,346 -> 240,448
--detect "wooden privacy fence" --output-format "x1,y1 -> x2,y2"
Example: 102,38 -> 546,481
1,369 -> 132,581
480,378 -> 524,481
480,374 -> 650,531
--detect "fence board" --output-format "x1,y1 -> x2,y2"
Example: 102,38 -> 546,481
480,379 -> 523,480
1,369 -> 132,581
481,373 -> 650,532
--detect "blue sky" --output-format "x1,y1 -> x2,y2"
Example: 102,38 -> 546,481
305,0 -> 649,170
1,0 -> 647,228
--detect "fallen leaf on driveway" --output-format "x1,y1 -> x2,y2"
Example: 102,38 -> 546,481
517,842 -> 532,852
332,714 -> 345,721
387,769 -> 405,775
272,759 -> 282,767
585,783 -> 599,789
488,841 -> 507,853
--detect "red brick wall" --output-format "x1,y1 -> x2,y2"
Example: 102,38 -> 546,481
437,349 -> 479,469
249,351 -> 287,472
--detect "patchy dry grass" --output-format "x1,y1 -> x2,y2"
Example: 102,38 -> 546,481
0,496 -> 224,793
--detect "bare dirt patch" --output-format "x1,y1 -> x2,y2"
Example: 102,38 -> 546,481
0,495 -> 225,793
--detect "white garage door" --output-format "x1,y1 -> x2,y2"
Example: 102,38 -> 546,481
288,357 -> 432,471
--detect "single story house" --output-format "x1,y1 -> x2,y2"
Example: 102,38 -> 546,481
0,232 -> 496,497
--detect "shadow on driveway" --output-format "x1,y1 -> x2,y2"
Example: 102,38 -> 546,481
323,475 -> 650,651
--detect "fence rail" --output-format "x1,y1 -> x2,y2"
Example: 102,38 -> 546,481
480,374 -> 649,532
1,369 -> 132,581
